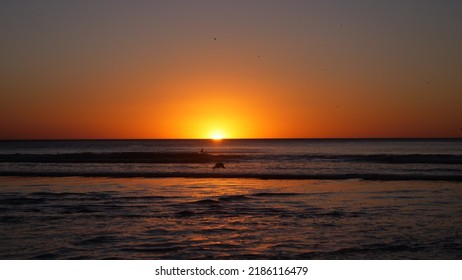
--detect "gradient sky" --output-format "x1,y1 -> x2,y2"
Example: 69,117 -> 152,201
1,0 -> 461,139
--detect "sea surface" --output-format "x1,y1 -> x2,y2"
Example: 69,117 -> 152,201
1,139 -> 462,180
0,139 -> 461,259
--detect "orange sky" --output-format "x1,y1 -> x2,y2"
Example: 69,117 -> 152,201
1,1 -> 461,139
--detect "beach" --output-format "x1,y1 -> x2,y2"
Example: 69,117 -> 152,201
1,176 -> 461,259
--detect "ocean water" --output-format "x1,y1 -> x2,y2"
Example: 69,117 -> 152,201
0,139 -> 461,259
1,139 -> 461,180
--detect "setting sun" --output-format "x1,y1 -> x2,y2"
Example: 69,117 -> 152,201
1,1 -> 462,266
211,131 -> 225,140
1,1 -> 461,140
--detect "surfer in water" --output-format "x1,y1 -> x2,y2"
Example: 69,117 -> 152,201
213,162 -> 225,169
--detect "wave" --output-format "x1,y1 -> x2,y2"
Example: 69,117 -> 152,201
295,242 -> 430,259
1,152 -> 461,164
0,152 -> 243,164
285,154 -> 462,164
1,171 -> 461,181
252,192 -> 302,197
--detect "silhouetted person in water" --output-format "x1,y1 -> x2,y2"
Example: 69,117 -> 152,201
213,162 -> 225,169
200,148 -> 205,153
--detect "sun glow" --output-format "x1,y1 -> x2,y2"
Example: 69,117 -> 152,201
211,131 -> 225,140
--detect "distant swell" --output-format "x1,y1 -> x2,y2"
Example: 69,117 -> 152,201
1,171 -> 461,181
1,152 -> 461,164
290,154 -> 462,164
0,152 -> 242,164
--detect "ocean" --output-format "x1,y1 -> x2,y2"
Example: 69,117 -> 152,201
0,139 -> 461,259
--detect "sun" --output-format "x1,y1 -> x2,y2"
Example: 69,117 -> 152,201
212,134 -> 223,140
211,131 -> 225,140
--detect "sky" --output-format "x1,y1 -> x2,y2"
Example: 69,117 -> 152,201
1,0 -> 461,139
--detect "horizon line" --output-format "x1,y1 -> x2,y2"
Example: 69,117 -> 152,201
1,137 -> 461,141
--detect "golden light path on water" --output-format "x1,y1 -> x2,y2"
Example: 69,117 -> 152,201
1,176 -> 461,259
